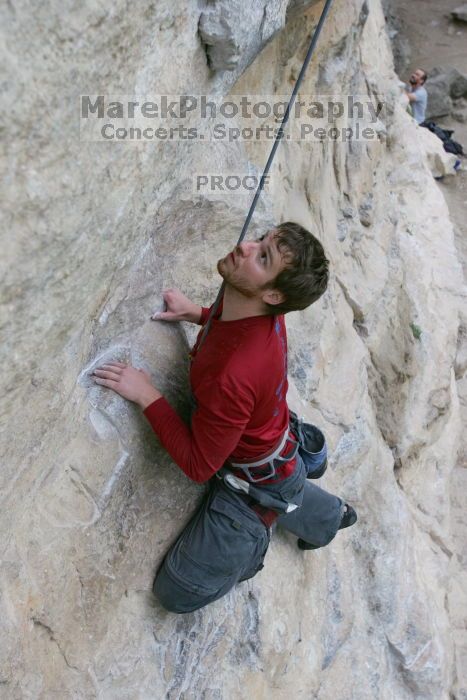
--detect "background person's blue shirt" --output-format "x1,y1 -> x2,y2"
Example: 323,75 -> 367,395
409,85 -> 428,124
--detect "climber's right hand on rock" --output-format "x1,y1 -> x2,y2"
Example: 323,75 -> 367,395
151,288 -> 202,324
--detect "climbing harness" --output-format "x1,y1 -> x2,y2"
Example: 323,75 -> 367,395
228,427 -> 298,483
197,0 -> 334,352
224,432 -> 300,513
216,411 -> 328,513
226,413 -> 327,484
214,427 -> 300,513
220,471 -> 300,514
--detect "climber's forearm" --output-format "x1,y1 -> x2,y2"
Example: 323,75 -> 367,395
137,385 -> 163,410
188,305 -> 202,323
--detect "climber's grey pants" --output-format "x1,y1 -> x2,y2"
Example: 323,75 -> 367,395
153,457 -> 343,614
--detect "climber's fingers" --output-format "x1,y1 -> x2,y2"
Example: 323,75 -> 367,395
93,368 -> 122,381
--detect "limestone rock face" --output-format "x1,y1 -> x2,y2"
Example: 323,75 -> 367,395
429,65 -> 467,100
198,0 -> 319,74
452,4 -> 467,22
417,125 -> 459,177
0,0 -> 465,698
425,75 -> 454,119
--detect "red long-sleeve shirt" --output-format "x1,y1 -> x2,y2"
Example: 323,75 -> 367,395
143,301 -> 296,483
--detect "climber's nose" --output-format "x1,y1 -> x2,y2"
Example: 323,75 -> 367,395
236,240 -> 257,257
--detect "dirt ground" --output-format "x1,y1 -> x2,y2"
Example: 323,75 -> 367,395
392,0 -> 467,69
387,2 -> 467,697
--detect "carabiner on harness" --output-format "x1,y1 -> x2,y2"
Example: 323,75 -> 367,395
217,427 -> 301,513
220,471 -> 299,514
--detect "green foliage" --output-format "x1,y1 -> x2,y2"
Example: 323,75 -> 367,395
410,322 -> 422,340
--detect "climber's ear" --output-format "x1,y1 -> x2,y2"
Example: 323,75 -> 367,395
261,288 -> 285,306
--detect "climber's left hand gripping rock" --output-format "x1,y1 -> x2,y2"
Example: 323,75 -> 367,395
92,361 -> 162,409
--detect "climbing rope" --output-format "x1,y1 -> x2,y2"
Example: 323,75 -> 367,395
197,0 -> 334,351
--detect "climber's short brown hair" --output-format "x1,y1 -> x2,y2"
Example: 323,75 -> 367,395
263,221 -> 329,314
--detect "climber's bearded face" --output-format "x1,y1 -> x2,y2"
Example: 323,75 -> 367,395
217,230 -> 291,301
409,69 -> 425,86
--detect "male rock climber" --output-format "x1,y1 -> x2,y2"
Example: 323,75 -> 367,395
92,222 -> 357,613
405,68 -> 428,124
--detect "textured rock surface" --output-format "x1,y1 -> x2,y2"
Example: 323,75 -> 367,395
452,4 -> 467,22
417,126 -> 459,177
381,0 -> 412,75
424,65 -> 467,121
429,66 -> 467,100
425,75 -> 454,119
0,0 -> 465,698
198,0 -> 319,73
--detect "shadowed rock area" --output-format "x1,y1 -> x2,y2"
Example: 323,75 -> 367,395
0,0 -> 464,697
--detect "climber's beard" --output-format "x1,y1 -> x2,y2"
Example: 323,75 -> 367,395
409,75 -> 417,85
217,256 -> 260,299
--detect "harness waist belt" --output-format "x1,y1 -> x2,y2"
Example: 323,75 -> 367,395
227,428 -> 298,483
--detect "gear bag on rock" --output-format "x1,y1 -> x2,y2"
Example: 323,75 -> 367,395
289,410 -> 328,479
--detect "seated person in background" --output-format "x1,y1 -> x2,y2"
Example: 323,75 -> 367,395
405,68 -> 428,124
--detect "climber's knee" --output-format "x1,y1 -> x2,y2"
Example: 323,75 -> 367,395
152,563 -> 216,614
